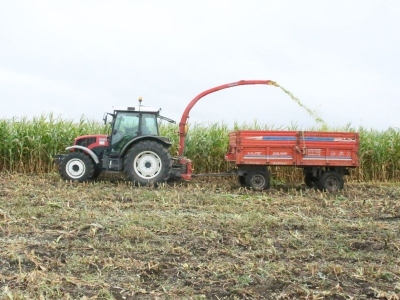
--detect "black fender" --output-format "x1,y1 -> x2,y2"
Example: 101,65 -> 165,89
119,136 -> 172,158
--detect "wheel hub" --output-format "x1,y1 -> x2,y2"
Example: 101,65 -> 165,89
134,151 -> 162,179
251,174 -> 266,188
326,176 -> 339,191
66,158 -> 86,179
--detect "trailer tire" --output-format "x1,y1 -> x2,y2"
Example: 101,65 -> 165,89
318,171 -> 344,192
124,140 -> 172,186
245,170 -> 270,191
304,173 -> 318,188
238,175 -> 246,187
59,152 -> 94,182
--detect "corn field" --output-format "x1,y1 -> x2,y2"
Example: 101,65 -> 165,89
0,114 -> 399,182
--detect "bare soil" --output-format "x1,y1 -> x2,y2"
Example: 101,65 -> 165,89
0,173 -> 399,299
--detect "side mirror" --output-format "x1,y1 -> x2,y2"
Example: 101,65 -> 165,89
103,113 -> 114,125
103,113 -> 108,125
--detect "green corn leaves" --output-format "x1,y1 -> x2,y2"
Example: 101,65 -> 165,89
0,115 -> 399,182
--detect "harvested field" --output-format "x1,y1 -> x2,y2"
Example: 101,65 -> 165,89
0,173 -> 399,299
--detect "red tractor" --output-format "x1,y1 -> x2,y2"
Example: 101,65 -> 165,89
54,99 -> 192,185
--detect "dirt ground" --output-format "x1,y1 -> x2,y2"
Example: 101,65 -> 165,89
0,173 -> 399,299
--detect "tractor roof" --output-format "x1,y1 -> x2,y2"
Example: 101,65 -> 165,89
112,106 -> 160,113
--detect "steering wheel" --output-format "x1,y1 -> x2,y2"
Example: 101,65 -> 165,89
124,126 -> 139,135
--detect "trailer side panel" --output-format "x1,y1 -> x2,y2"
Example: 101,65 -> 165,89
225,130 -> 359,168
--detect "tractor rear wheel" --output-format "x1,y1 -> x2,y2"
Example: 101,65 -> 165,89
124,140 -> 172,186
245,170 -> 270,191
59,152 -> 94,182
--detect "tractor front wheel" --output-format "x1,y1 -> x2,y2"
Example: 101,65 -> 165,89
59,152 -> 94,181
124,140 -> 172,186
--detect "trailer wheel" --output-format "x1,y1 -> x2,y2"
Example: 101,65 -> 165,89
124,140 -> 172,186
245,170 -> 270,191
318,171 -> 344,192
238,175 -> 246,187
59,152 -> 94,182
304,173 -> 318,188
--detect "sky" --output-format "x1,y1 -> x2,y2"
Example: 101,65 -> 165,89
1,0 -> 399,130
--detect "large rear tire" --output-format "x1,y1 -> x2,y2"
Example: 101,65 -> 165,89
59,152 -> 94,182
124,140 -> 172,186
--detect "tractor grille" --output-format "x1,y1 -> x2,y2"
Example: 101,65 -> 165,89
75,137 -> 97,147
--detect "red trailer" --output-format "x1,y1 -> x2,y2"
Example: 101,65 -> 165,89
225,130 -> 359,191
177,80 -> 360,192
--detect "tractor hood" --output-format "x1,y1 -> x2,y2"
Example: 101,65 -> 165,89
73,134 -> 109,149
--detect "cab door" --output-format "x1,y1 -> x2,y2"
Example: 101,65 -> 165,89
110,112 -> 140,154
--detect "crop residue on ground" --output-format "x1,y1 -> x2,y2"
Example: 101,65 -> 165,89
0,174 -> 399,299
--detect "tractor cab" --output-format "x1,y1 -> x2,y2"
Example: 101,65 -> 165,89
105,107 -> 161,155
102,97 -> 175,156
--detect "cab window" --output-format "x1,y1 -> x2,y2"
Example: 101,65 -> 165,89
141,113 -> 158,135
